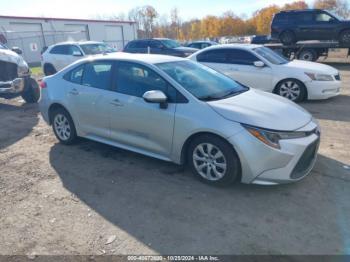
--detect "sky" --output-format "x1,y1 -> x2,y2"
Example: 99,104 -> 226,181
0,0 -> 333,21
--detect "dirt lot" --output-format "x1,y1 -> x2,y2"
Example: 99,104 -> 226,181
0,61 -> 350,256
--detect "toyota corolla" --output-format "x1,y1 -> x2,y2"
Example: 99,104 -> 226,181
39,53 -> 320,186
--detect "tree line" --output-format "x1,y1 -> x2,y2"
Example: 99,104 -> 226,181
98,0 -> 350,40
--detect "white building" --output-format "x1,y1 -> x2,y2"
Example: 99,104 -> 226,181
0,15 -> 137,65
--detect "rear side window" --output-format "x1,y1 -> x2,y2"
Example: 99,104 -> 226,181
294,13 -> 313,22
64,65 -> 84,84
197,49 -> 228,63
114,61 -> 177,102
82,61 -> 113,90
50,45 -> 70,55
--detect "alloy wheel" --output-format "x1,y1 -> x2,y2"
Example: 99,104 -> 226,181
279,81 -> 301,101
54,114 -> 71,141
193,143 -> 227,181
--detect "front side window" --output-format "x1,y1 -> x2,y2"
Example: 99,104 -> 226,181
157,60 -> 248,101
50,45 -> 71,55
114,61 -> 176,102
79,43 -> 115,55
161,39 -> 181,48
226,49 -> 259,65
149,41 -> 163,48
197,49 -> 228,63
82,61 -> 113,90
315,12 -> 334,22
253,47 -> 288,65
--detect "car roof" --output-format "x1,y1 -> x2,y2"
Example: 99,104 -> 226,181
78,52 -> 186,65
278,9 -> 323,14
190,41 -> 217,44
200,43 -> 262,51
51,41 -> 103,46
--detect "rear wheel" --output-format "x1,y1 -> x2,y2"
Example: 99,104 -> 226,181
187,135 -> 240,186
51,108 -> 77,145
279,31 -> 296,45
275,79 -> 306,102
339,30 -> 350,45
44,64 -> 57,76
21,78 -> 40,103
297,49 -> 318,62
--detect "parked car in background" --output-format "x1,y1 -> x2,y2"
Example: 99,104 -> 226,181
251,35 -> 274,44
123,38 -> 198,57
39,53 -> 320,186
186,41 -> 218,49
271,9 -> 350,45
41,41 -> 116,76
189,44 -> 341,102
0,43 -> 40,103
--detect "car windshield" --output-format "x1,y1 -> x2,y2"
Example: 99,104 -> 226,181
80,43 -> 116,55
253,46 -> 288,65
161,39 -> 181,48
328,11 -> 343,21
157,60 -> 248,101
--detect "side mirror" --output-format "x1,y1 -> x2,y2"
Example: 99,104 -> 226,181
329,17 -> 337,23
72,51 -> 83,57
11,47 -> 22,55
143,90 -> 168,109
254,61 -> 265,68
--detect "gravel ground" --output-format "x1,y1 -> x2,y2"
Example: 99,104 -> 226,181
0,61 -> 349,256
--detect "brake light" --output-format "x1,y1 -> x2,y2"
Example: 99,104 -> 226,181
39,80 -> 47,88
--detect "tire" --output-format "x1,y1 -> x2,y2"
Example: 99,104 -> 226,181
21,78 -> 40,103
187,134 -> 241,186
44,64 -> 57,76
279,31 -> 296,45
275,79 -> 306,102
339,30 -> 350,45
51,108 -> 77,145
297,49 -> 318,62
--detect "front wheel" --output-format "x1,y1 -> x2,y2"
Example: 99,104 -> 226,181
275,79 -> 306,102
187,135 -> 241,186
339,30 -> 350,45
51,108 -> 77,145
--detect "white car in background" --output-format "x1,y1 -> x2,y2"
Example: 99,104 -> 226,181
41,41 -> 116,76
189,44 -> 341,102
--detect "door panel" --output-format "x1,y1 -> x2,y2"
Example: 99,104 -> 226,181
109,93 -> 176,156
109,61 -> 176,156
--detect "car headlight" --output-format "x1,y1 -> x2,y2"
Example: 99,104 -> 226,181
18,65 -> 30,77
242,124 -> 309,149
305,72 -> 334,81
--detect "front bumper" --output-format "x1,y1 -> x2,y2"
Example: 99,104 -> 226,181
229,120 -> 320,185
305,80 -> 341,100
0,78 -> 25,95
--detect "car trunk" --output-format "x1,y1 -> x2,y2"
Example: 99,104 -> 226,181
0,61 -> 18,82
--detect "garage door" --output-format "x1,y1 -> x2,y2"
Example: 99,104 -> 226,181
9,22 -> 45,64
104,25 -> 124,50
64,24 -> 89,42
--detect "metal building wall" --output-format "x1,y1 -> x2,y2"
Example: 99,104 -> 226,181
0,16 -> 137,65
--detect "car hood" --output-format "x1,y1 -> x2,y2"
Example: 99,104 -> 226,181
0,48 -> 22,64
282,59 -> 338,74
174,46 -> 198,53
208,89 -> 312,131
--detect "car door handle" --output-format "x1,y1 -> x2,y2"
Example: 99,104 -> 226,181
229,67 -> 239,71
110,99 -> 123,107
69,89 -> 79,95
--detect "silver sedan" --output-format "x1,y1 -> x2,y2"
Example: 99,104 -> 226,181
39,53 -> 320,186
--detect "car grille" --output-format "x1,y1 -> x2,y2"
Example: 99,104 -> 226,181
0,61 -> 18,82
334,74 -> 341,81
290,138 -> 320,179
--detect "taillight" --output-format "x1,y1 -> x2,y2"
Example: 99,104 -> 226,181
40,80 -> 47,88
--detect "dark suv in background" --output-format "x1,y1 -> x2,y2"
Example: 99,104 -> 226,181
123,38 -> 198,57
271,9 -> 350,45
